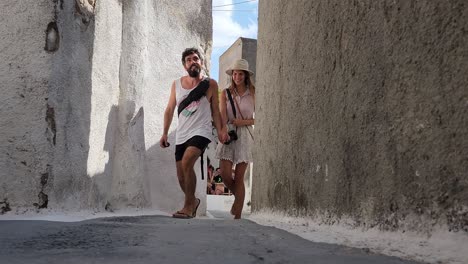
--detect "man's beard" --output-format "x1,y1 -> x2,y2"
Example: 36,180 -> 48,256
187,64 -> 201,77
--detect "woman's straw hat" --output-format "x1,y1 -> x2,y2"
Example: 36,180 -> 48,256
226,59 -> 254,76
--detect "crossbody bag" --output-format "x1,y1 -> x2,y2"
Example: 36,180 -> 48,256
177,78 -> 210,117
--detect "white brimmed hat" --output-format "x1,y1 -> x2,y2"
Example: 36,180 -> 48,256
226,59 -> 254,76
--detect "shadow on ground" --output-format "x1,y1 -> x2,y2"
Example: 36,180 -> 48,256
0,215 -> 424,264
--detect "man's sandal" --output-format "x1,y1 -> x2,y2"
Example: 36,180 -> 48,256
192,198 -> 201,217
172,211 -> 193,219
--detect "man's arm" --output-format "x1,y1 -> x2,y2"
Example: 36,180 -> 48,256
209,79 -> 228,143
160,81 -> 177,148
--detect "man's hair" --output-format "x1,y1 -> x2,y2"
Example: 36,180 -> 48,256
181,47 -> 202,65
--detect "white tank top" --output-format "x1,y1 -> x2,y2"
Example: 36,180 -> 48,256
175,77 -> 213,145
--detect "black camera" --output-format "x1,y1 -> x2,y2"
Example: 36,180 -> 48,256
224,130 -> 238,145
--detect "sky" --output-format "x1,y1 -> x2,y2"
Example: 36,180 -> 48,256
210,0 -> 258,81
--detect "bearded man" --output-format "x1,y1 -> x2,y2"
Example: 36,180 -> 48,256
159,48 -> 228,218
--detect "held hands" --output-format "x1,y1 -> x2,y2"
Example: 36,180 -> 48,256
159,134 -> 170,148
218,126 -> 229,144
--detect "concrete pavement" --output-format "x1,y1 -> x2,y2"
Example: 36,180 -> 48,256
0,214 -> 424,264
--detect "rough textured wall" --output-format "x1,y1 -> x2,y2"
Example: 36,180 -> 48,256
85,0 -> 122,209
253,0 -> 468,233
1,0 -> 212,213
0,1 -> 55,210
47,0 -> 99,210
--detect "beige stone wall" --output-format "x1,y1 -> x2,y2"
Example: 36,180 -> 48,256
253,0 -> 468,233
0,0 -> 212,213
0,0 -> 55,210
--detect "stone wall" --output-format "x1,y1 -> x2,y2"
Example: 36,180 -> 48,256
253,0 -> 468,233
0,0 -> 56,210
1,0 -> 212,213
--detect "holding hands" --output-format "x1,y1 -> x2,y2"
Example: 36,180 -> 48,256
218,126 -> 229,144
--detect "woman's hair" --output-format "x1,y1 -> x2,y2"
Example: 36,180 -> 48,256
230,70 -> 255,94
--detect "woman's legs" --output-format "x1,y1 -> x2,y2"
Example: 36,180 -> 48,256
232,162 -> 248,219
220,159 -> 248,219
219,159 -> 235,194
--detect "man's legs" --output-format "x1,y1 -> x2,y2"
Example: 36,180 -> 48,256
176,146 -> 202,216
176,161 -> 185,193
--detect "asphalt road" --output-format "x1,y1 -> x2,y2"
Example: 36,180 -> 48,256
0,214 -> 424,264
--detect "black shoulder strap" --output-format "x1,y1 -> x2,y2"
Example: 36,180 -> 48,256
200,148 -> 205,180
177,78 -> 210,117
226,88 -> 236,118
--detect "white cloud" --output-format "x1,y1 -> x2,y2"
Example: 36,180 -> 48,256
210,0 -> 258,80
212,0 -> 258,48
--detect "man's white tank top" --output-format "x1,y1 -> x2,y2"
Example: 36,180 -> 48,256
175,77 -> 212,145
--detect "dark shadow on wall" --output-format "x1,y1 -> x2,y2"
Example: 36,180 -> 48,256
86,105 -> 118,209
145,131 -> 182,214
89,104 -> 148,211
46,1 -> 96,209
111,103 -> 149,208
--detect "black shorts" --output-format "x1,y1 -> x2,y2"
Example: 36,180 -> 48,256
175,136 -> 211,161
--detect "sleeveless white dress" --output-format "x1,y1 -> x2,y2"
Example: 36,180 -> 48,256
215,88 -> 254,164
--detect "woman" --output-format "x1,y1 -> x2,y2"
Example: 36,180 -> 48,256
216,59 -> 255,219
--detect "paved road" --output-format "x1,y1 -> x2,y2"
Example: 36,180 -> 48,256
0,214 -> 423,264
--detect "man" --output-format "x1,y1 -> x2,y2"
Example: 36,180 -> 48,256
160,48 -> 227,218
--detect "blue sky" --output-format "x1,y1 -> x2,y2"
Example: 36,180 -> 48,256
210,0 -> 258,81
